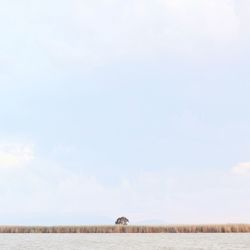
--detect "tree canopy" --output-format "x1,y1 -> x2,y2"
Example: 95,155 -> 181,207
115,217 -> 129,225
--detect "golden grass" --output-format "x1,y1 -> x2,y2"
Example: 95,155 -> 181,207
0,224 -> 249,233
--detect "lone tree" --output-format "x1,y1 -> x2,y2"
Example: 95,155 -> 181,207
115,216 -> 129,225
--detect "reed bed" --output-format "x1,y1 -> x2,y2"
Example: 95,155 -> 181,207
0,224 -> 249,233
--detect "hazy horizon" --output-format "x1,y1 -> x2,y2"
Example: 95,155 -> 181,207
0,0 -> 250,225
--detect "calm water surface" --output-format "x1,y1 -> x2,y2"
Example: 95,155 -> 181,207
0,234 -> 249,250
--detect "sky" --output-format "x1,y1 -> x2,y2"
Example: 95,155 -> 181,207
0,0 -> 250,225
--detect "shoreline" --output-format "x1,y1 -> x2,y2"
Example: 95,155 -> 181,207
0,224 -> 249,233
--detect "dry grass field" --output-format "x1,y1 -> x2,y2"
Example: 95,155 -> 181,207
0,224 -> 249,233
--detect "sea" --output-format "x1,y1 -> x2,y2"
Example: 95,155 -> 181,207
0,233 -> 249,249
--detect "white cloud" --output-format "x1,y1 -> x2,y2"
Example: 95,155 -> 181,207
0,165 -> 174,222
231,162 -> 250,176
53,0 -> 240,63
0,155 -> 250,224
0,143 -> 34,168
0,0 -> 247,80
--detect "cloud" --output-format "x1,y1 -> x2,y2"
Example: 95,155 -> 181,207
0,143 -> 34,168
0,0 -> 247,81
0,152 -> 250,224
231,162 -> 250,176
0,169 -> 175,224
47,0 -> 240,64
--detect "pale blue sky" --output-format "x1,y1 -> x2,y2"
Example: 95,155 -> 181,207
0,0 -> 250,225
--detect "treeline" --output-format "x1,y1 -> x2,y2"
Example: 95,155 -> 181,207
0,224 -> 250,233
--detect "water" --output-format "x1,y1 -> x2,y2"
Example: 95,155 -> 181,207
0,234 -> 249,250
